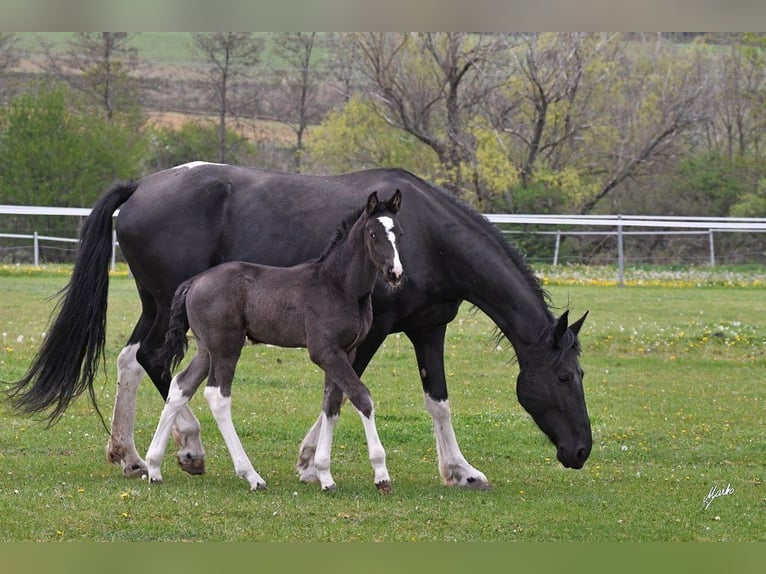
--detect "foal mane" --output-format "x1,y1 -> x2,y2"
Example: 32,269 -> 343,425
316,196 -> 396,263
316,206 -> 366,262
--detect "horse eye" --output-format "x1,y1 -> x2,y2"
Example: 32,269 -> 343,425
370,231 -> 376,239
557,374 -> 571,385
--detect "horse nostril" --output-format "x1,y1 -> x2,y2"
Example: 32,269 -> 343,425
576,446 -> 589,464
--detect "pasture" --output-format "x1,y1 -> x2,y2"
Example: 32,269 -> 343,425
0,266 -> 763,541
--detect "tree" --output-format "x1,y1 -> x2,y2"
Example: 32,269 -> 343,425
0,32 -> 21,103
306,94 -> 437,175
148,120 -> 257,171
42,32 -> 141,123
349,32 -> 504,200
190,32 -> 262,163
268,32 -> 329,172
0,82 -> 147,254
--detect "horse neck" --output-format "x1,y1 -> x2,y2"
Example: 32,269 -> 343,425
320,216 -> 378,297
445,225 -> 554,367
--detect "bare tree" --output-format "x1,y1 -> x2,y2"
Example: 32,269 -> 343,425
351,32 -> 504,199
42,33 -> 140,122
0,32 -> 21,103
577,36 -> 710,213
495,33 -> 616,188
269,32 -> 326,172
190,32 -> 262,163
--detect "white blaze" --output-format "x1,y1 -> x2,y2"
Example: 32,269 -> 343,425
377,216 -> 403,277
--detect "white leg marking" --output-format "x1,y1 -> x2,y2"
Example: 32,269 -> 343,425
203,386 -> 266,491
108,344 -> 147,476
356,405 -> 391,490
296,413 -> 323,483
424,394 -> 490,488
146,377 -> 189,483
173,405 -> 206,473
314,413 -> 338,491
377,216 -> 403,278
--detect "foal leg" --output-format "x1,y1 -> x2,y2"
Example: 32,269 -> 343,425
204,385 -> 266,491
146,352 -> 209,484
313,349 -> 391,492
312,382 -> 344,491
297,329 -> 387,482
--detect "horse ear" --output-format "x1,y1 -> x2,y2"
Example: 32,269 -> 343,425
553,310 -> 570,347
388,189 -> 402,214
569,311 -> 589,337
366,191 -> 380,215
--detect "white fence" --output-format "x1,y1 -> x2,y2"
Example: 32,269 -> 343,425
3,205 -> 766,285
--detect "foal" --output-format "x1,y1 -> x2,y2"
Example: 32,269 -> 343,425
146,190 -> 403,492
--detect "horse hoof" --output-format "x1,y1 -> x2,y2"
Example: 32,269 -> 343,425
251,483 -> 267,492
322,483 -> 337,493
177,453 -> 206,475
123,462 -> 148,479
464,476 -> 492,490
375,480 -> 392,494
149,476 -> 163,485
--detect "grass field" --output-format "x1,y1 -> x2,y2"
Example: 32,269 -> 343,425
0,266 -> 763,541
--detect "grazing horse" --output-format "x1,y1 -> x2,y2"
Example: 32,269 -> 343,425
7,164 -> 591,489
147,190 -> 403,491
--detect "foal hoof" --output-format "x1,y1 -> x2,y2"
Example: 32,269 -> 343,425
375,480 -> 392,494
251,483 -> 267,492
177,453 -> 206,475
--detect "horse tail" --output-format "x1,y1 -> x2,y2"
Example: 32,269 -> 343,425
5,181 -> 139,426
157,279 -> 194,384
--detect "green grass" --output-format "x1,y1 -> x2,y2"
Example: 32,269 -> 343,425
0,270 -> 764,541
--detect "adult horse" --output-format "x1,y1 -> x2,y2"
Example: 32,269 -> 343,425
8,163 -> 591,489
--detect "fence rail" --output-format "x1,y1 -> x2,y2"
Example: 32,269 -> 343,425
3,205 -> 766,286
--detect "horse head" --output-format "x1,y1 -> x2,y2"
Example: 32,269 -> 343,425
364,189 -> 404,287
516,310 -> 592,469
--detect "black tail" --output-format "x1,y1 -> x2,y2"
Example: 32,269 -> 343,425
5,182 -> 139,425
156,280 -> 194,384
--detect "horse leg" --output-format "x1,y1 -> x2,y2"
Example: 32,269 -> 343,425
408,324 -> 491,489
107,343 -> 149,477
146,351 -> 209,484
296,328 -> 386,482
204,352 -> 266,491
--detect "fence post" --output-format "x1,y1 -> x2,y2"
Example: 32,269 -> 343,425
553,230 -> 561,266
617,215 -> 624,287
33,231 -> 39,266
708,229 -> 715,267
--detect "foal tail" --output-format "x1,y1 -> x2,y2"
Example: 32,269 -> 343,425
5,182 -> 139,426
156,279 -> 194,384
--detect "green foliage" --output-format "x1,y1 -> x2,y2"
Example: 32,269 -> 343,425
0,81 -> 146,208
305,94 -> 438,175
148,121 -> 257,170
730,177 -> 766,217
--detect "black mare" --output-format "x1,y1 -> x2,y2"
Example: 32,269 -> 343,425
147,190 -> 403,491
8,163 -> 591,489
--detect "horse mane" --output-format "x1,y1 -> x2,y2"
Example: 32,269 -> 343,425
402,170 -> 552,311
